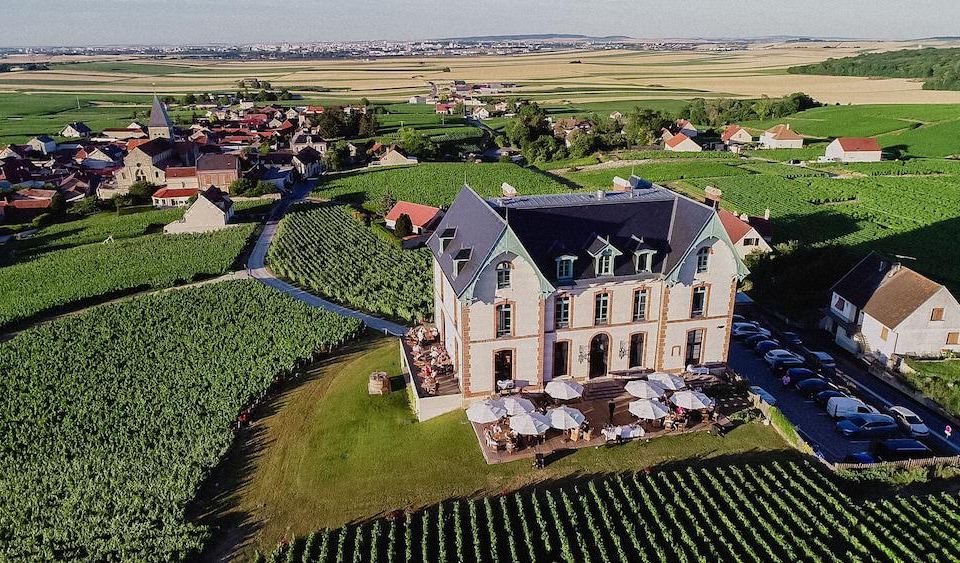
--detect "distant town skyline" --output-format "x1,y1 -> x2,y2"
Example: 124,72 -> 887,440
2,1 -> 959,48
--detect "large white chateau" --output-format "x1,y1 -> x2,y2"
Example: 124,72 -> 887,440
426,182 -> 748,399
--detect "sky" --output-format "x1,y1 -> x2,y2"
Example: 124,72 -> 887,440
2,1 -> 959,47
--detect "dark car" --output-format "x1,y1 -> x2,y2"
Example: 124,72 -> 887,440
784,367 -> 818,386
744,333 -> 771,348
796,378 -> 833,397
770,357 -> 806,375
844,452 -> 877,464
806,351 -> 837,370
815,389 -> 847,407
836,414 -> 898,438
873,439 -> 934,461
754,340 -> 782,356
780,331 -> 803,348
732,314 -> 747,324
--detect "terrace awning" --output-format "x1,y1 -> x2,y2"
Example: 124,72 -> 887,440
466,399 -> 507,424
648,372 -> 687,391
628,399 -> 671,420
503,396 -> 535,416
669,390 -> 714,410
547,406 -> 586,430
509,412 -> 552,436
545,378 -> 584,400
625,379 -> 667,399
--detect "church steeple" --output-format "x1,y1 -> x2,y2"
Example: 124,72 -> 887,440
148,95 -> 174,140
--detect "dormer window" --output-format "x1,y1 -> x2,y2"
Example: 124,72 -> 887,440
496,261 -> 512,289
439,227 -> 457,252
597,252 -> 614,277
453,247 -> 472,275
635,250 -> 655,273
555,255 -> 576,281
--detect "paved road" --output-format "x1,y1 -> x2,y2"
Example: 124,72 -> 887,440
732,304 -> 960,461
247,180 -> 407,337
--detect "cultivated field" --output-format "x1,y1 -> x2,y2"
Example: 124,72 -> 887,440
5,42 -> 960,105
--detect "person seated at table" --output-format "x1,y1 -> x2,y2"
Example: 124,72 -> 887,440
492,423 -> 503,435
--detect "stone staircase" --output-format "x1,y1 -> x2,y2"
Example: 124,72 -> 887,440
584,379 -> 627,401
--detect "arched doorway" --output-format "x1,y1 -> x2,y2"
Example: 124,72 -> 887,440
589,334 -> 609,379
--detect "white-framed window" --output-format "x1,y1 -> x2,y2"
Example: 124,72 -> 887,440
594,293 -> 610,326
556,257 -> 574,280
743,237 -> 759,247
635,251 -> 654,273
633,289 -> 648,321
554,295 -> 571,328
496,262 -> 512,289
496,303 -> 512,337
696,247 -> 710,273
597,253 -> 614,276
691,286 -> 707,318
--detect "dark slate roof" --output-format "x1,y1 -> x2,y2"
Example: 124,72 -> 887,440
149,95 -> 173,129
200,186 -> 233,212
492,187 -> 713,283
426,187 -> 507,296
831,252 -> 943,328
134,138 -> 173,157
294,146 -> 321,164
428,185 -> 717,294
197,153 -> 239,171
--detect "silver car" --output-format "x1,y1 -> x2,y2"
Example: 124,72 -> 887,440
888,406 -> 930,437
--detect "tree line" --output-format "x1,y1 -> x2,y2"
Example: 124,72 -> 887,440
788,48 -> 960,91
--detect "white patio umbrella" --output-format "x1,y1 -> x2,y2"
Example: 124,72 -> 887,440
545,378 -> 584,401
509,412 -> 552,436
503,396 -> 535,416
625,379 -> 667,399
648,372 -> 687,391
547,406 -> 586,430
669,390 -> 715,410
629,399 -> 671,420
466,398 -> 507,424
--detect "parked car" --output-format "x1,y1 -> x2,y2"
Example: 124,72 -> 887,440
780,331 -> 803,348
732,314 -> 747,324
806,351 -> 837,371
815,389 -> 847,407
754,340 -> 781,356
873,438 -> 933,461
796,378 -> 835,398
836,414 -> 898,438
843,451 -> 877,464
744,333 -> 772,348
888,406 -> 930,437
764,349 -> 802,367
826,397 -> 879,419
733,322 -> 770,339
770,358 -> 806,375
783,367 -> 817,386
750,385 -> 777,406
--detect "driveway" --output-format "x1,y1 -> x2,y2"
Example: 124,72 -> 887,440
247,179 -> 407,337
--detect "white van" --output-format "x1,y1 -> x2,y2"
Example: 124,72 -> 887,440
827,396 -> 879,419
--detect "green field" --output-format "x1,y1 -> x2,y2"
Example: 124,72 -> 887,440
904,358 -> 960,418
314,162 -> 571,208
0,281 -> 362,561
272,458 -> 960,562
566,160 -> 751,188
0,223 -> 255,330
269,204 -> 432,322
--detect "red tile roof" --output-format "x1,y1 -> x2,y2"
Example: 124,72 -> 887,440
721,124 -> 747,143
153,187 -> 199,199
665,133 -> 693,148
385,201 -> 442,228
765,124 -> 803,141
9,198 -> 52,209
165,166 -> 197,178
717,209 -> 753,243
836,137 -> 881,152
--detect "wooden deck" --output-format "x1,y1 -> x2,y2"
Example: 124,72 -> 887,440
400,333 -> 460,398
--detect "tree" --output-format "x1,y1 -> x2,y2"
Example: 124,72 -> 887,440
322,140 -> 351,172
624,108 -> 672,146
377,192 -> 397,215
568,131 -> 599,158
128,181 -> 158,204
312,111 -> 346,139
394,213 -> 413,238
182,93 -> 197,105
258,143 -> 271,156
228,178 -> 255,195
357,113 -> 379,138
48,193 -> 67,216
523,135 -> 566,163
359,97 -> 370,107
397,127 -> 436,159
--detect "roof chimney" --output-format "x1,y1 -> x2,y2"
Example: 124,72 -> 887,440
501,182 -> 517,198
596,189 -> 605,200
889,262 -> 901,277
764,208 -> 770,220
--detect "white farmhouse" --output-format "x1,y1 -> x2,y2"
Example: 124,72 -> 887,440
717,209 -> 772,259
164,187 -> 235,234
760,124 -> 804,149
664,133 -> 702,153
425,184 -> 748,399
720,125 -> 753,149
823,252 -> 960,364
825,137 -> 883,163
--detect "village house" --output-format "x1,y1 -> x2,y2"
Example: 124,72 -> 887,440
824,137 -> 883,163
823,252 -> 960,365
61,122 -> 92,138
664,133 -> 702,153
720,125 -> 753,150
291,146 -> 323,178
28,135 -> 58,155
675,119 -> 699,138
101,127 -> 147,141
760,124 -> 804,149
196,153 -> 240,188
164,186 -> 235,234
290,132 -> 330,155
152,187 -> 198,208
371,147 -> 418,167
385,201 -> 443,235
426,183 -> 748,399
717,209 -> 773,259
113,138 -> 198,191
164,167 -> 199,189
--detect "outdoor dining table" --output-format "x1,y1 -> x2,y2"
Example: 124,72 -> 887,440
496,379 -> 516,393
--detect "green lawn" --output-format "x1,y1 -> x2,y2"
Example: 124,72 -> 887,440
206,338 -> 791,555
904,358 -> 960,417
565,160 -> 750,188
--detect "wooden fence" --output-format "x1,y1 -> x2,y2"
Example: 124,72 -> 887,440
830,454 -> 960,472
